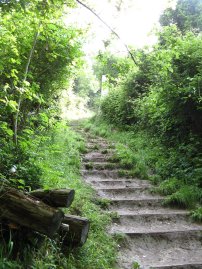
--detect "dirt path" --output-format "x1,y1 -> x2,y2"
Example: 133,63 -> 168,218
80,131 -> 202,269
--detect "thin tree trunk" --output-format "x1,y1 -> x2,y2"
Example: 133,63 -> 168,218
13,25 -> 40,145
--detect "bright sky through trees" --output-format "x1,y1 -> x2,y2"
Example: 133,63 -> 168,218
66,0 -> 177,55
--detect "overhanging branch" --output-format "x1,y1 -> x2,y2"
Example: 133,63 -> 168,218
75,0 -> 137,65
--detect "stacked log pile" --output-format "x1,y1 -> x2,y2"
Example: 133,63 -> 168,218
0,186 -> 89,249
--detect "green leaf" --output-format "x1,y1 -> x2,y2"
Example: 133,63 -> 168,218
7,100 -> 18,112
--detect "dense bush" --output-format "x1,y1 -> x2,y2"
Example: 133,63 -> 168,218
101,28 -> 202,142
0,0 -> 83,189
98,2 -> 202,212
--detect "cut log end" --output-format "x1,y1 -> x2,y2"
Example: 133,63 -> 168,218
80,221 -> 90,245
30,188 -> 75,208
60,214 -> 90,247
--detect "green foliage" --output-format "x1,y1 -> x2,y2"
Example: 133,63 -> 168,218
164,186 -> 202,208
101,87 -> 129,126
132,261 -> 140,269
32,123 -> 117,269
97,9 -> 202,213
0,0 -> 84,189
101,27 -> 202,140
94,198 -> 112,210
160,0 -> 202,33
112,233 -> 126,244
154,178 -> 183,195
1,123 -> 118,268
72,67 -> 99,108
85,162 -> 94,170
84,117 -> 202,212
93,51 -> 134,87
191,207 -> 202,222
115,144 -> 137,169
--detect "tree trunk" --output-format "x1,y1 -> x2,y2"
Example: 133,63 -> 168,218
0,187 -> 64,237
30,188 -> 75,208
60,214 -> 90,247
13,25 -> 40,145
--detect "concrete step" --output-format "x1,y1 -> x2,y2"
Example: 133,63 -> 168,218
110,214 -> 202,234
83,151 -> 113,160
116,233 -> 202,269
109,207 -> 190,215
83,162 -> 118,170
86,142 -> 114,150
109,197 -> 165,210
81,169 -> 120,179
112,211 -> 190,224
80,130 -> 202,269
97,187 -> 160,199
151,263 -> 202,269
88,179 -> 151,188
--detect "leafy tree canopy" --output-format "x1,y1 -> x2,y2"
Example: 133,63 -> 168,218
160,0 -> 202,33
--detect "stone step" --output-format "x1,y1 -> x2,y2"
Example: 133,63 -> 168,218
110,208 -> 190,215
88,179 -> 151,188
113,211 -> 190,224
110,214 -> 202,234
83,162 -> 118,170
151,263 -> 202,269
83,156 -> 111,163
84,151 -> 113,160
86,142 -> 113,149
81,131 -> 202,269
112,228 -> 202,237
97,187 -> 160,199
81,169 -> 120,179
116,233 -> 202,269
87,138 -> 107,143
109,197 -> 165,210
97,186 -> 149,190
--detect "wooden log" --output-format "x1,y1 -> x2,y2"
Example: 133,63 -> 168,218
0,187 -> 64,237
30,188 -> 75,208
60,214 -> 90,247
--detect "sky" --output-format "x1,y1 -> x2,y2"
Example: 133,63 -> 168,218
66,0 -> 177,56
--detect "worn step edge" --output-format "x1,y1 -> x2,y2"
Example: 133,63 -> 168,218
83,163 -> 119,170
114,211 -> 190,218
151,262 -> 202,269
97,186 -> 150,191
110,197 -> 165,203
111,229 -> 202,237
81,169 -> 120,179
86,179 -> 150,185
88,179 -> 149,183
83,157 -> 110,162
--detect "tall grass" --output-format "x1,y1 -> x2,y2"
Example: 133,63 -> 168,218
1,122 -> 118,268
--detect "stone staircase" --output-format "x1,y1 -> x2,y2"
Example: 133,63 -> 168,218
80,133 -> 202,269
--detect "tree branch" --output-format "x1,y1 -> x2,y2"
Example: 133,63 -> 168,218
75,0 -> 137,65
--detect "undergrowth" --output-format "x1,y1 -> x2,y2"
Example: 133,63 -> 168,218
1,122 -> 117,269
82,117 -> 202,220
